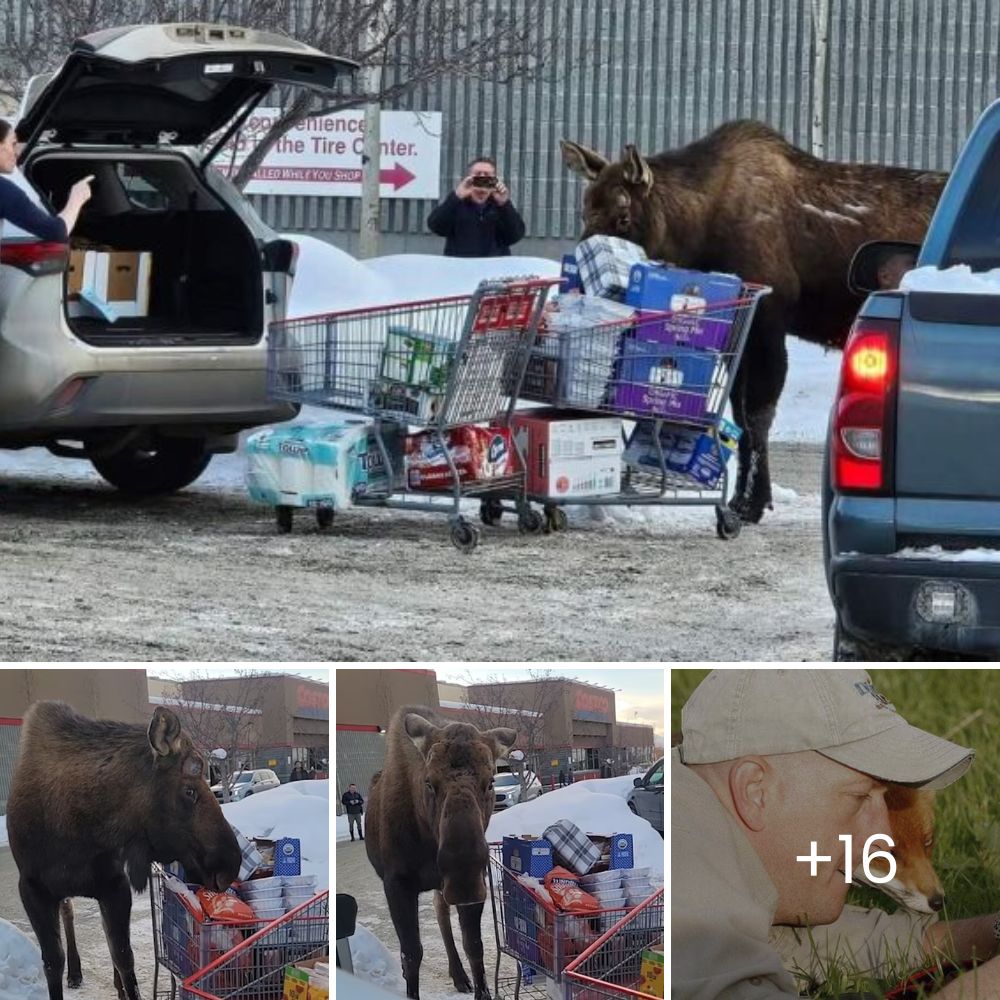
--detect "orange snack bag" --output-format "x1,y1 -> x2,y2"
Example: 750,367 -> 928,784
543,867 -> 600,913
196,888 -> 256,924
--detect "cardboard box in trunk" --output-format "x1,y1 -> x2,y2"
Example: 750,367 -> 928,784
68,249 -> 152,320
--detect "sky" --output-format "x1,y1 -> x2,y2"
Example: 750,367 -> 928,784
151,666 -> 329,684
434,666 -> 665,738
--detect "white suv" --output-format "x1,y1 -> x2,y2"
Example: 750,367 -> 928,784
211,768 -> 280,801
1,23 -> 355,493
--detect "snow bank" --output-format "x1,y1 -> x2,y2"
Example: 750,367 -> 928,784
348,923 -> 406,995
486,777 -> 664,875
892,545 -> 1000,563
0,918 -> 46,1000
221,781 -> 329,889
900,264 -> 1000,294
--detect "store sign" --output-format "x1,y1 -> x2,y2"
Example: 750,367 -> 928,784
218,108 -> 442,198
574,689 -> 612,723
296,684 -> 329,720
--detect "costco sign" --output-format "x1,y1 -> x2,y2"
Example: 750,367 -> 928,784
219,108 -> 443,199
574,689 -> 612,723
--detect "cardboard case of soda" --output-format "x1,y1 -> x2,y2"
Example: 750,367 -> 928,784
623,418 -> 742,488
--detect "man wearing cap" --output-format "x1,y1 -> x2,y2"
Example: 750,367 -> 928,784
673,669 -> 1000,999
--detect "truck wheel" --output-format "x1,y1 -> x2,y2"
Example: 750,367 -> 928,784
91,439 -> 211,495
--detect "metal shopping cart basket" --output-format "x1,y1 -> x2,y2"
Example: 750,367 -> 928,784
267,276 -> 556,551
486,844 -> 654,1000
520,283 -> 770,539
563,891 -> 665,1000
150,864 -> 327,1000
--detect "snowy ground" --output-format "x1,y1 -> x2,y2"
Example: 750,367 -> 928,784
0,241 -> 839,660
0,782 -> 329,1000
337,777 -> 665,1000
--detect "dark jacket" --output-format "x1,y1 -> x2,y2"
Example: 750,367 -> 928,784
426,192 -> 526,257
0,176 -> 68,242
341,790 -> 364,814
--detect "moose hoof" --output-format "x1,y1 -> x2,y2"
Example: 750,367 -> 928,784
474,987 -> 493,1000
67,977 -> 83,989
451,969 -> 473,993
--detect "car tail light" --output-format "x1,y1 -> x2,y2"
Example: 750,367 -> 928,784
832,318 -> 900,493
0,240 -> 69,276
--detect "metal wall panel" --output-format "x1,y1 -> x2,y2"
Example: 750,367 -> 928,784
0,720 -> 20,814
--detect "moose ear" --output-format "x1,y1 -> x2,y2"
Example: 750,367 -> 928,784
621,144 -> 654,192
482,728 -> 518,757
405,713 -> 442,757
148,707 -> 184,757
560,139 -> 608,180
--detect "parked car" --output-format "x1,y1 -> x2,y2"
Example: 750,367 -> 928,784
824,99 -> 1000,659
627,757 -> 663,834
493,770 -> 542,810
0,23 -> 356,493
211,768 -> 280,802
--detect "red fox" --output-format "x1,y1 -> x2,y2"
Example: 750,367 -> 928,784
855,785 -> 943,914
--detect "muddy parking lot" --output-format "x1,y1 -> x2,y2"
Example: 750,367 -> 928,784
0,442 -> 833,661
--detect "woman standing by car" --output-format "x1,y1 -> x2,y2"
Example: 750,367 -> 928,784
0,121 -> 92,241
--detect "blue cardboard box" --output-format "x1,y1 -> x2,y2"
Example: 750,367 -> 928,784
610,833 -> 635,870
627,264 -> 743,351
274,837 -> 302,876
666,419 -> 742,487
614,338 -> 721,420
560,254 -> 583,294
502,836 -> 554,878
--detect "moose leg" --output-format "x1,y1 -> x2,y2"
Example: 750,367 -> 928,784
18,877 -> 64,1000
97,877 -> 141,1000
433,891 -> 473,992
457,900 -> 492,1000
384,878 -> 423,999
60,900 -> 82,988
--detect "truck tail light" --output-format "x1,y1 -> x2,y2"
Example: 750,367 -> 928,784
832,319 -> 900,493
0,240 -> 69,276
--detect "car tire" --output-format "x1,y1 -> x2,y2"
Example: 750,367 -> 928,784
91,439 -> 212,495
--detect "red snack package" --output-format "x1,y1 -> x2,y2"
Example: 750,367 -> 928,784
543,867 -> 600,913
195,888 -> 256,924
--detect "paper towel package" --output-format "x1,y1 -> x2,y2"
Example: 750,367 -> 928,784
245,421 -> 372,510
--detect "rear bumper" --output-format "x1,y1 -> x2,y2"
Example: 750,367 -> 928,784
832,554 -> 1000,653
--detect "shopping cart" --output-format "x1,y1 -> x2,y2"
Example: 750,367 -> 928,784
486,844 -> 654,1000
519,283 -> 770,539
150,865 -> 327,1000
562,891 -> 665,1000
266,277 -> 556,551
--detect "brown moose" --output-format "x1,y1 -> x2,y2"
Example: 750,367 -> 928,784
366,705 -> 516,1000
7,701 -> 241,1000
562,120 -> 947,523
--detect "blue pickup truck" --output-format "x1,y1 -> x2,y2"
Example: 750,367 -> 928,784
824,101 -> 1000,660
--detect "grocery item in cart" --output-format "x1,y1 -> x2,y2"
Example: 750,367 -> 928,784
275,837 -> 302,876
543,868 -> 601,912
405,424 -> 516,490
639,944 -> 665,998
245,421 -> 370,511
627,264 -> 742,351
512,409 -> 622,500
543,820 -> 602,875
614,339 -> 722,420
560,254 -> 584,293
380,326 -> 454,388
502,835 -> 555,878
574,235 -> 648,300
666,420 -> 742,487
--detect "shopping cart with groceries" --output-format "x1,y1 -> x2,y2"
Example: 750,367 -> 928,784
150,864 -> 328,1000
486,842 -> 663,1000
518,282 -> 771,539
265,277 -> 556,551
562,891 -> 664,1000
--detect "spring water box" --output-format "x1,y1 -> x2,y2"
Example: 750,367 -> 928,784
246,421 -> 372,510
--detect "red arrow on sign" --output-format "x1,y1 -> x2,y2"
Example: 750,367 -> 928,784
380,162 -> 415,190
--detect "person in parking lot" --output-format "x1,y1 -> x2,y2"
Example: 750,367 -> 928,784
289,761 -> 307,782
342,783 -> 364,841
673,669 -> 1000,999
0,121 -> 92,241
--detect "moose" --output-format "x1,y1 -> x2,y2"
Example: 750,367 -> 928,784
366,705 -> 516,1000
561,120 -> 948,524
7,701 -> 241,1000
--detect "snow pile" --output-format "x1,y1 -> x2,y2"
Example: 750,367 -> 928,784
347,924 -> 406,996
900,264 -> 1000,294
0,918 -> 46,1000
486,777 -> 664,875
221,781 -> 330,889
892,545 -> 1000,563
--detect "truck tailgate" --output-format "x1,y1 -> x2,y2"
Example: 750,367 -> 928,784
895,291 -> 1000,500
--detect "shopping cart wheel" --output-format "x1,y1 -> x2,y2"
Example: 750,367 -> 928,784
716,506 -> 742,540
276,505 -> 294,533
480,498 -> 504,526
450,517 -> 480,553
544,504 -> 568,533
316,507 -> 335,530
518,507 -> 545,535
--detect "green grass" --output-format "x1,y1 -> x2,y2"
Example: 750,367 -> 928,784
671,669 -> 1000,997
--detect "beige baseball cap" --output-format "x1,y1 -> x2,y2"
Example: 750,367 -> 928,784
679,669 -> 974,790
